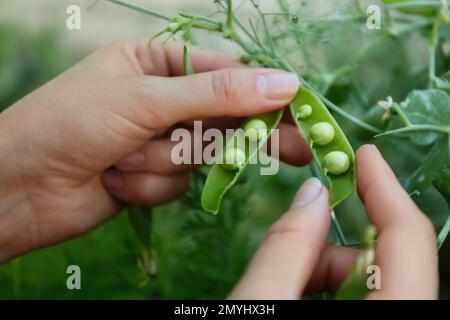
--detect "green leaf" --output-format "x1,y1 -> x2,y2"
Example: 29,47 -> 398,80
434,77 -> 450,95
433,163 -> 450,208
402,138 -> 449,193
400,89 -> 450,145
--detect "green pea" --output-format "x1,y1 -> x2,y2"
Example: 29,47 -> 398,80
222,147 -> 246,171
309,122 -> 335,145
297,104 -> 313,119
324,151 -> 350,175
243,118 -> 268,141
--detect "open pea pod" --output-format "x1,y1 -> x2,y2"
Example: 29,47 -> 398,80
201,110 -> 283,214
290,87 -> 356,208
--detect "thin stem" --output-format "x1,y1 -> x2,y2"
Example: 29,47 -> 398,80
448,132 -> 450,160
107,0 -> 170,21
376,125 -> 450,138
393,18 -> 434,35
309,164 -> 347,247
251,0 -> 276,54
331,211 -> 348,246
387,0 -> 449,10
271,57 -> 382,133
429,17 -> 442,87
216,1 -> 258,45
248,19 -> 267,52
277,0 -> 289,12
392,103 -> 412,127
226,0 -> 233,29
307,80 -> 382,133
437,214 -> 450,249
179,10 -> 222,26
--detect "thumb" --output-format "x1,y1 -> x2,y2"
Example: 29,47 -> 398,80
229,178 -> 331,300
133,68 -> 300,128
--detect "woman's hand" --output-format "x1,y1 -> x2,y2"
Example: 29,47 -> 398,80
0,40 -> 309,262
229,145 -> 438,300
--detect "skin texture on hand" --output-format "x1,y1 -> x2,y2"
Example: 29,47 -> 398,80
0,40 -> 309,262
229,145 -> 438,300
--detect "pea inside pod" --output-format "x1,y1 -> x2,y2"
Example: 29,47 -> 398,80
324,151 -> 350,175
201,111 -> 283,214
222,147 -> 246,171
309,122 -> 335,145
242,118 -> 268,142
290,87 -> 355,208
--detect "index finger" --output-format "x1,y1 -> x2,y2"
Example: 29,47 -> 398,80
356,145 -> 438,299
143,41 -> 244,76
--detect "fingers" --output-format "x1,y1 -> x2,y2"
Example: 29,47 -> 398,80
115,121 -> 312,175
131,69 -> 299,128
356,144 -> 438,299
304,246 -> 361,294
101,169 -> 190,205
161,42 -> 244,76
115,137 -> 197,176
271,123 -> 312,166
229,178 -> 330,299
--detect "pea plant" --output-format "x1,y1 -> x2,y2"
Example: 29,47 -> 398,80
107,0 -> 450,298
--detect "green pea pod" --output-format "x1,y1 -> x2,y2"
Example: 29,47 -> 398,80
290,87 -> 356,208
201,110 -> 283,214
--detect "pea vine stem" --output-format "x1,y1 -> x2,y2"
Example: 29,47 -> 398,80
387,0 -> 450,10
331,211 -> 348,246
376,124 -> 450,138
429,16 -> 443,87
107,0 -> 170,21
392,103 -> 412,127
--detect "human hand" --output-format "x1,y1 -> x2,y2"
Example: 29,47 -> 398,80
229,144 -> 438,300
0,39 -> 310,262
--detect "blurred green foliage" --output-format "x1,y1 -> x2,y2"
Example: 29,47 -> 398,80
0,25 -> 70,110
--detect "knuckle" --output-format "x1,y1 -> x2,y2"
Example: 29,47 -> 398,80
212,69 -> 238,103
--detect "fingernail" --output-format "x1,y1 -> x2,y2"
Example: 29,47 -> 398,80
257,72 -> 300,100
291,177 -> 322,208
102,171 -> 124,190
117,151 -> 145,168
